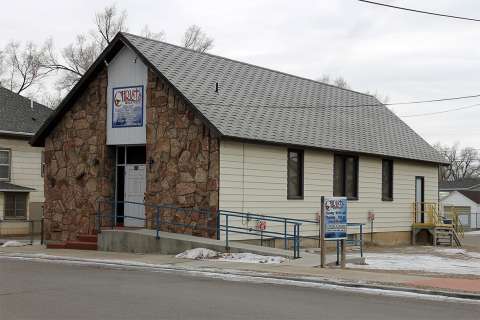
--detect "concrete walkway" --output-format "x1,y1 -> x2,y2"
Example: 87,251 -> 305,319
1,245 -> 479,298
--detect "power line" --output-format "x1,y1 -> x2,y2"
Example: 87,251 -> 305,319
358,0 -> 480,22
399,103 -> 480,118
194,93 -> 480,110
386,94 -> 480,105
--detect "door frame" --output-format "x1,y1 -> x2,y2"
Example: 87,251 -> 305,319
114,145 -> 147,226
415,176 -> 425,223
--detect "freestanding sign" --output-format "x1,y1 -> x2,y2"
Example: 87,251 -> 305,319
320,196 -> 348,268
324,197 -> 348,240
112,85 -> 144,128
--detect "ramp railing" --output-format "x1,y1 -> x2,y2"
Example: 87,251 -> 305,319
95,199 -> 303,258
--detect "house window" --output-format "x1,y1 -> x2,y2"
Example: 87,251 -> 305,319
41,151 -> 45,177
333,154 -> 358,200
382,159 -> 394,201
287,149 -> 303,199
0,149 -> 10,181
4,193 -> 27,219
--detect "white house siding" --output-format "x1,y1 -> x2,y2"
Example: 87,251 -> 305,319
0,137 -> 44,220
441,191 -> 480,229
219,140 -> 439,239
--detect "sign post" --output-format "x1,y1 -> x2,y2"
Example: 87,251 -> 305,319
320,196 -> 348,268
320,196 -> 326,268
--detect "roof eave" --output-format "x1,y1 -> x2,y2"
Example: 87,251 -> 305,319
30,35 -> 126,147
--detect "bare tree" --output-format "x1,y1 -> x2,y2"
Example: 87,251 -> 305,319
182,25 -> 214,52
141,25 -> 165,41
317,74 -> 389,104
434,143 -> 480,181
42,4 -> 127,91
93,4 -> 127,48
0,41 -> 49,94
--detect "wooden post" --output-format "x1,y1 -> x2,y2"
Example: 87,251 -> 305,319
320,196 -> 326,268
340,239 -> 346,268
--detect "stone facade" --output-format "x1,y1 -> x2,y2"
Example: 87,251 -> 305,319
42,66 -> 219,241
145,70 -> 219,238
43,67 -> 115,241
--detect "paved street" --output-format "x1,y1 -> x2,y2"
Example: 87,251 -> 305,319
0,258 -> 478,320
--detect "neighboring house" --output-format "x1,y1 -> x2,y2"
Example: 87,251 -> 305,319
439,178 -> 480,198
440,190 -> 480,230
31,32 -> 447,245
0,87 -> 52,236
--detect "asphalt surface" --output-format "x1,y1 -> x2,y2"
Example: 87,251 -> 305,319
0,258 -> 478,320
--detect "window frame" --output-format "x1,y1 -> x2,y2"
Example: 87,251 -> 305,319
4,192 -> 28,220
287,148 -> 304,200
0,148 -> 11,181
382,159 -> 394,201
333,154 -> 359,200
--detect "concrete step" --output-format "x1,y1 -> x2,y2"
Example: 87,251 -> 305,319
46,242 -> 67,249
65,241 -> 97,250
77,234 -> 98,243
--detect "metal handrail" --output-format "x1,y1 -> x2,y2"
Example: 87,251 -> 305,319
95,199 -> 303,258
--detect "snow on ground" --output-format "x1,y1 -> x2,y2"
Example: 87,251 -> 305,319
175,248 -> 286,264
175,248 -> 219,260
1,241 -> 28,247
348,248 -> 480,275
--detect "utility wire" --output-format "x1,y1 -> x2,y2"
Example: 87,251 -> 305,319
399,103 -> 480,118
194,93 -> 480,110
358,0 -> 480,22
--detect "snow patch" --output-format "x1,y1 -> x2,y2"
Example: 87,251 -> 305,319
175,248 -> 219,260
1,241 -> 28,247
175,248 -> 285,264
348,250 -> 480,275
218,252 -> 286,264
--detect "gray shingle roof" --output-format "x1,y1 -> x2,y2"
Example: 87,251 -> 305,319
439,178 -> 480,191
0,181 -> 35,192
122,33 -> 446,164
0,87 -> 52,136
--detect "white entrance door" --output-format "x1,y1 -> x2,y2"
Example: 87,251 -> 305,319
124,164 -> 146,227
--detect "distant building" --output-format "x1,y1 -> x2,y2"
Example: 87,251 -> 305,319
0,87 -> 51,236
31,33 -> 447,246
439,178 -> 480,230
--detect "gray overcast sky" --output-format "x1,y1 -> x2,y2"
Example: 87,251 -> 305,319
2,0 -> 479,149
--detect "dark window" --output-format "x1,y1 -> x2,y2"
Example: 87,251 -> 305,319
0,149 -> 10,181
287,149 -> 303,199
4,193 -> 27,219
41,151 -> 45,177
382,159 -> 394,201
126,146 -> 146,164
333,154 -> 358,200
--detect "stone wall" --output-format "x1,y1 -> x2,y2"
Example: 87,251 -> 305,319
145,70 -> 219,238
43,67 -> 115,241
42,66 -> 219,241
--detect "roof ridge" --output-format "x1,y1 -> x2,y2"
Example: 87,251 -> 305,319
121,32 -> 378,100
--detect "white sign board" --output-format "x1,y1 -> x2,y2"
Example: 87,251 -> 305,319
323,196 -> 348,240
112,85 -> 144,128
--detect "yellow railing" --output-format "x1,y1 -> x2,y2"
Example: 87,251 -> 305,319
412,202 -> 442,226
449,209 -> 465,238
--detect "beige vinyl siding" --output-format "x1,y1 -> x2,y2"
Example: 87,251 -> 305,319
0,137 -> 44,218
219,140 -> 438,237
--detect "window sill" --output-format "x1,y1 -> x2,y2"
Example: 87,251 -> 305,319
382,198 -> 394,202
2,217 -> 27,221
287,196 -> 304,200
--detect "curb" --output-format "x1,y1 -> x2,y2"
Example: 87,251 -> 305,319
1,251 -> 479,301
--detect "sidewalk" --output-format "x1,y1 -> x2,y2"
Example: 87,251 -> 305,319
1,245 -> 479,299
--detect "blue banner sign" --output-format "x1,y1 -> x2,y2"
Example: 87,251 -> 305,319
112,85 -> 144,128
324,197 -> 348,240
